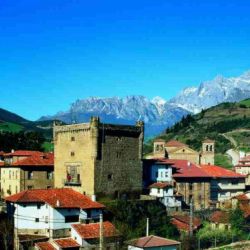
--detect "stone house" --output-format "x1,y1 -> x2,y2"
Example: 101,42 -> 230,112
0,150 -> 54,197
171,160 -> 211,210
210,210 -> 231,231
54,117 -> 144,198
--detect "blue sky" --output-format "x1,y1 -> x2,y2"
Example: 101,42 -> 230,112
0,0 -> 250,120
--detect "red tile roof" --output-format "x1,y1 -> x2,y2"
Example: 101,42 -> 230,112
200,164 -> 245,178
171,215 -> 201,232
129,235 -> 180,248
233,193 -> 250,201
54,238 -> 80,248
210,211 -> 230,224
4,150 -> 42,157
35,242 -> 56,250
12,152 -> 54,167
149,182 -> 172,189
168,159 -> 210,178
72,221 -> 120,239
0,161 -> 4,166
5,188 -> 105,209
240,204 -> 250,218
165,140 -> 187,147
0,151 -> 5,156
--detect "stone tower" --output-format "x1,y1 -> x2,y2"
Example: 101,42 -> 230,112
153,139 -> 166,158
200,139 -> 215,165
54,117 -> 144,198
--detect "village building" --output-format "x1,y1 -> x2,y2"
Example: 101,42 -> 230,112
235,155 -> 250,189
171,160 -> 211,210
54,117 -> 144,198
143,159 -> 182,211
0,150 -> 54,198
71,221 -> 121,249
199,164 -> 246,205
127,235 -> 180,250
148,139 -> 215,165
209,210 -> 231,231
170,215 -> 202,234
5,188 -> 105,250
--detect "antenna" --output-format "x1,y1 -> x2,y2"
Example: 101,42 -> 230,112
189,198 -> 193,237
146,218 -> 149,236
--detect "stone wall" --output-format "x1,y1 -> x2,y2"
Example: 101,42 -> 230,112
175,179 -> 211,210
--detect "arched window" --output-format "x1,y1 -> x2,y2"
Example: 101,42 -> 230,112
210,145 -> 213,152
206,145 -> 209,151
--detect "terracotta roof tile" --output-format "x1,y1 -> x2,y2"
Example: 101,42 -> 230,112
54,238 -> 80,248
240,204 -> 250,218
35,242 -> 56,250
210,211 -> 230,224
200,164 -> 245,178
168,159 -> 210,178
12,152 -> 54,167
5,188 -> 105,209
129,235 -> 180,248
4,150 -> 42,157
165,140 -> 187,147
171,215 -> 201,232
233,193 -> 250,201
149,182 -> 172,189
72,221 -> 120,239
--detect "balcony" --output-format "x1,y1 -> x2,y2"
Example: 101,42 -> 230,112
63,178 -> 81,187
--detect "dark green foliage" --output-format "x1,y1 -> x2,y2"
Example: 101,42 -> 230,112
104,200 -> 179,240
0,131 -> 45,152
229,206 -> 246,233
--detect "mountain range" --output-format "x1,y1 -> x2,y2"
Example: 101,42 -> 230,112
39,70 -> 250,136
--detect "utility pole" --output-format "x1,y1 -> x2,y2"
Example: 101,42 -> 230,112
99,213 -> 103,250
146,218 -> 149,236
189,198 -> 193,237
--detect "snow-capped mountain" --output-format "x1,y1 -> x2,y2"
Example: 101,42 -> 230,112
39,96 -> 189,136
40,70 -> 250,136
169,71 -> 250,113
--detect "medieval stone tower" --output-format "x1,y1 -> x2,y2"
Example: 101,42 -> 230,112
54,117 -> 144,198
200,139 -> 215,165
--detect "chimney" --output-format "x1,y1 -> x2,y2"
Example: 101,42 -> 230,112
11,149 -> 14,153
91,194 -> 96,202
56,200 -> 60,207
187,161 -> 191,167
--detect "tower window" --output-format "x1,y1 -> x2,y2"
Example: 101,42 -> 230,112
107,174 -> 113,180
210,145 -> 213,151
71,136 -> 75,141
71,151 -> 75,157
206,145 -> 209,151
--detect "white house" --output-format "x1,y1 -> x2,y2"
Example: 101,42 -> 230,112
128,235 -> 180,250
71,221 -> 121,248
5,188 -> 105,243
146,160 -> 182,210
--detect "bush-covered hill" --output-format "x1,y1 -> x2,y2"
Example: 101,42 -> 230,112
0,108 -> 64,152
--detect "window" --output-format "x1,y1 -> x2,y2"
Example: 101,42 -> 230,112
210,145 -> 213,151
27,171 -> 33,180
71,136 -> 75,141
157,188 -> 161,194
35,218 -> 39,222
231,180 -> 239,185
16,170 -> 18,179
47,171 -> 53,180
66,165 -> 81,185
225,224 -> 229,230
37,204 -> 41,209
15,186 -> 18,194
206,145 -> 209,151
116,151 -> 121,158
65,215 -> 79,223
45,216 -> 48,223
71,151 -> 75,157
155,172 -> 158,178
165,172 -> 168,178
27,185 -> 33,190
107,174 -> 113,181
9,170 -> 11,179
189,183 -> 193,191
47,186 -> 51,189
